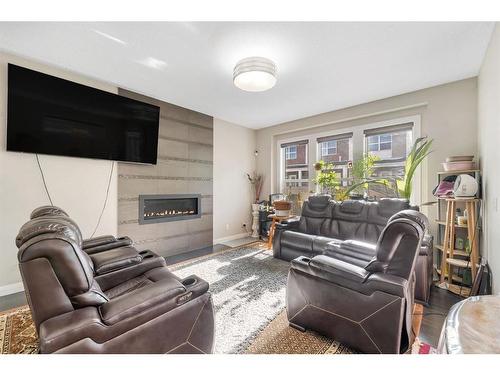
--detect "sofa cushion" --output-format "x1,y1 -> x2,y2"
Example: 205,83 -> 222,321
281,231 -> 314,255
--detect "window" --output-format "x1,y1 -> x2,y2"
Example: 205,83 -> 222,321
367,134 -> 392,152
321,140 -> 337,156
285,146 -> 297,160
280,141 -> 309,194
364,125 -> 413,198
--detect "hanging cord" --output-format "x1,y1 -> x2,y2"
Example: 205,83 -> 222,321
35,154 -> 54,206
90,161 -> 115,238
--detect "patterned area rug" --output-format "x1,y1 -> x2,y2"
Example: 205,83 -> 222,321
0,306 -> 38,354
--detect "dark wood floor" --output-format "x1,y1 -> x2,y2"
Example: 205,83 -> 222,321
418,286 -> 463,347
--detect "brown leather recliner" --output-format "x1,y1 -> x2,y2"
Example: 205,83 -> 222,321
16,214 -> 215,354
273,196 -> 433,305
286,210 -> 427,354
29,205 -> 134,254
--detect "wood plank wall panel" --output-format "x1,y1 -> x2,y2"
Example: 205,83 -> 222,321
117,89 -> 213,257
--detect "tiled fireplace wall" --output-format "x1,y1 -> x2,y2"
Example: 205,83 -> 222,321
117,89 -> 213,257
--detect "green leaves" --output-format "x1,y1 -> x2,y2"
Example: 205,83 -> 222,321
398,136 -> 433,199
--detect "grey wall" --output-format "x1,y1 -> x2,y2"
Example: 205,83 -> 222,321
117,89 -> 213,258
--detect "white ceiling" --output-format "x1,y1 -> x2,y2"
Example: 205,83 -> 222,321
0,22 -> 494,129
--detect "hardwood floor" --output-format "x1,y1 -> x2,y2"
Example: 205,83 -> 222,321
418,286 -> 463,347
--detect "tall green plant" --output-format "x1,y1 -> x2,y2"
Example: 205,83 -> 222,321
313,160 -> 339,195
396,136 -> 433,199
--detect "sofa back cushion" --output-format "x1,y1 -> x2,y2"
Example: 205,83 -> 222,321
299,197 -> 411,242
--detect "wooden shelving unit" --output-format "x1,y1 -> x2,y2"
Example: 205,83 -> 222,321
434,169 -> 481,297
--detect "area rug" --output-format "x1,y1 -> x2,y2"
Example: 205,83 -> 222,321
171,241 -> 290,353
246,298 -> 425,354
0,306 -> 38,354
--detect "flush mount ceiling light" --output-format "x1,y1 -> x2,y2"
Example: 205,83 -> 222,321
233,57 -> 277,92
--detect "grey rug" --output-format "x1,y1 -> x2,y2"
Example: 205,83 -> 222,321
170,242 -> 290,354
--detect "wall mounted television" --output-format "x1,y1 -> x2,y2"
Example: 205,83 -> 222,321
7,64 -> 160,164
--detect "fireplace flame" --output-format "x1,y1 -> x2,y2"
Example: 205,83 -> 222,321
143,209 -> 196,218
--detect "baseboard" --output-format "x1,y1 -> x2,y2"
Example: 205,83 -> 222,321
0,282 -> 24,297
214,232 -> 253,244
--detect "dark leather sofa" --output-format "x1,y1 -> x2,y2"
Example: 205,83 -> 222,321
273,196 -> 433,304
15,207 -> 215,354
287,210 -> 428,353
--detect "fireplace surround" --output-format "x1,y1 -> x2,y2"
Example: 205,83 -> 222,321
139,194 -> 202,224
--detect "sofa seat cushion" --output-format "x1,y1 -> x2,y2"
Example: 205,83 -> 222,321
281,231 -> 314,254
104,267 -> 178,300
90,246 -> 142,275
312,236 -> 341,256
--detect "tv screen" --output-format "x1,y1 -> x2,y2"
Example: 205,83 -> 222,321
7,64 -> 160,164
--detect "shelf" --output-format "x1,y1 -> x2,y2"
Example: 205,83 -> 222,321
437,197 -> 481,202
446,258 -> 472,268
435,220 -> 468,229
435,244 -> 468,257
435,268 -> 464,284
437,169 -> 480,175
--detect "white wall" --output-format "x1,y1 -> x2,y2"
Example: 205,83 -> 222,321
0,52 -> 118,295
213,118 -> 256,242
478,23 -> 500,293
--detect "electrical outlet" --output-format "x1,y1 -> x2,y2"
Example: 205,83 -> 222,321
225,223 -> 230,231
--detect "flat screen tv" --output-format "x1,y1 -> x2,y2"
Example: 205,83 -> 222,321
7,64 -> 160,164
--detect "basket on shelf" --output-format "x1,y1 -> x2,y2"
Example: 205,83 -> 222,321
273,200 -> 291,217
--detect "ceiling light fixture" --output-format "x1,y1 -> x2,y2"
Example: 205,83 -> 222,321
233,57 -> 277,92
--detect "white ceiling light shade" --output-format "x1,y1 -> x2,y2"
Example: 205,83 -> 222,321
233,57 -> 277,92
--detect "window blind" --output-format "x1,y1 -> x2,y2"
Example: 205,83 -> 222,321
316,132 -> 353,143
363,122 -> 413,136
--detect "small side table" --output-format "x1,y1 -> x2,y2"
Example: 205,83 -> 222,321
267,214 -> 296,250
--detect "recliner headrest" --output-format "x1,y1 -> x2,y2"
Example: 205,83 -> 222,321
16,216 -> 82,248
388,209 -> 428,233
339,200 -> 364,214
30,206 -> 69,219
307,195 -> 331,208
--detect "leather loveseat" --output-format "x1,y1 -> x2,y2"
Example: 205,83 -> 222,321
15,207 -> 215,354
273,196 -> 433,304
287,210 -> 428,353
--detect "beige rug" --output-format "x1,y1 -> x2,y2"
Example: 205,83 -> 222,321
247,303 -> 424,354
246,309 -> 355,354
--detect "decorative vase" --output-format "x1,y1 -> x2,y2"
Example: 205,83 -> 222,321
251,203 -> 260,238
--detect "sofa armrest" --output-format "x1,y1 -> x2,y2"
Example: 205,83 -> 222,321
99,278 -> 187,325
420,234 -> 433,256
82,235 -> 118,249
291,255 -> 369,285
90,246 -> 143,275
275,217 -> 300,231
364,273 -> 408,298
83,237 -> 133,255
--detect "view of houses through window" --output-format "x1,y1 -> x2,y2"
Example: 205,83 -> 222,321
279,121 -> 414,199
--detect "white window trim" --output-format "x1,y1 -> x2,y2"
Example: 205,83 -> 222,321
285,145 -> 297,160
368,134 -> 393,152
275,115 -> 421,204
321,140 -> 338,156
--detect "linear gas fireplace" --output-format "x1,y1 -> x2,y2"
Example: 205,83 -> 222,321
139,194 -> 202,224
